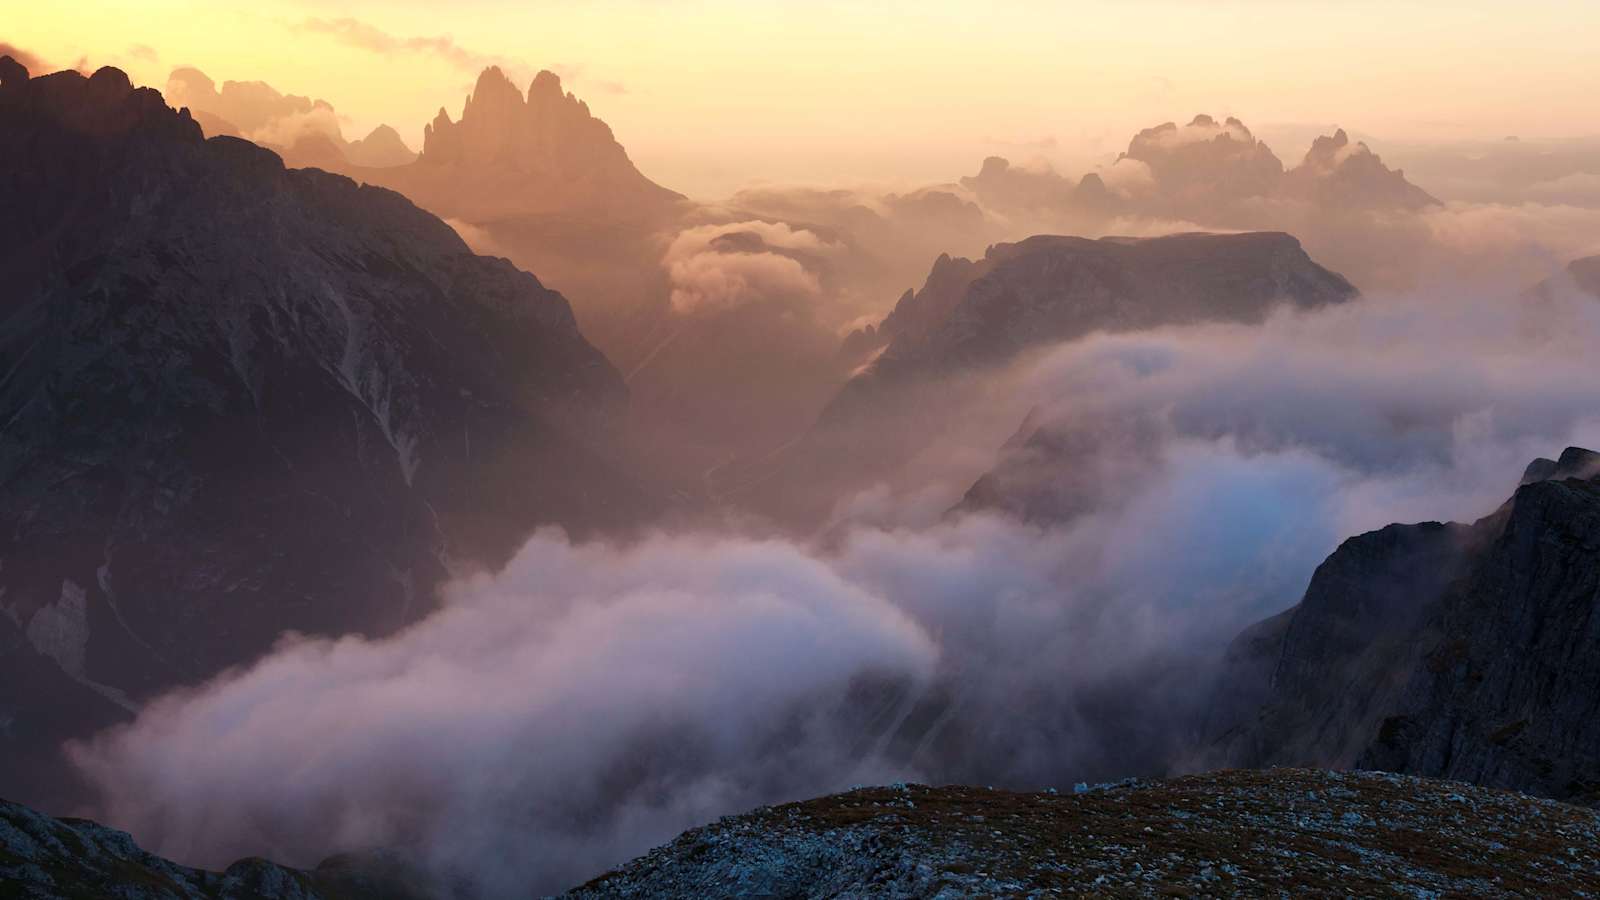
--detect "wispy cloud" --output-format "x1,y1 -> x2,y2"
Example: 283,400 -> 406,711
291,17 -> 502,73
0,41 -> 48,73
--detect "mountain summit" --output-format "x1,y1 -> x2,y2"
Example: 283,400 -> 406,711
373,66 -> 683,221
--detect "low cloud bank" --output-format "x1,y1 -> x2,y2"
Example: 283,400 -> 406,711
662,220 -> 842,314
71,274 -> 1600,896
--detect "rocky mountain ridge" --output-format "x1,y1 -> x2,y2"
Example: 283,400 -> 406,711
964,113 -> 1440,227
0,56 -> 658,810
1208,447 -> 1600,805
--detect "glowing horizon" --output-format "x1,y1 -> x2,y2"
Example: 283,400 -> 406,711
9,0 -> 1600,198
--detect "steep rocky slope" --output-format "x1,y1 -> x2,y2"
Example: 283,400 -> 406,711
1208,447 -> 1600,804
568,769 -> 1600,898
0,57 -> 657,809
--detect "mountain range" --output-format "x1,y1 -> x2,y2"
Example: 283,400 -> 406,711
0,56 -> 660,810
166,65 -> 417,169
2,43 -> 1598,900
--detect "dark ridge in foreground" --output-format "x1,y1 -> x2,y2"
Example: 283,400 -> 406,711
567,769 -> 1600,899
0,796 -> 436,900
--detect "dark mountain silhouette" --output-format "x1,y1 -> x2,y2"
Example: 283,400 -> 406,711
1206,447 -> 1600,805
0,795 -> 436,899
0,57 -> 659,810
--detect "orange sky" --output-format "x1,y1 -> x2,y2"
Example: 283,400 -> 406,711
9,0 -> 1600,197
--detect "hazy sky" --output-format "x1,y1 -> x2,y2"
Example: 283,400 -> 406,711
11,0 -> 1600,197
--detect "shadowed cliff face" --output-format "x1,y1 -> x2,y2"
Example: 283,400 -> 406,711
1208,447 -> 1600,804
0,57 -> 660,810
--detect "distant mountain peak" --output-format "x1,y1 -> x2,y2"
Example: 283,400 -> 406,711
1120,113 -> 1284,203
345,122 -> 415,168
529,68 -> 565,100
397,64 -> 682,219
1285,126 -> 1440,210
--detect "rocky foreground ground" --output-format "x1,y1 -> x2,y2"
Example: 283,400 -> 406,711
7,767 -> 1600,897
567,768 -> 1600,899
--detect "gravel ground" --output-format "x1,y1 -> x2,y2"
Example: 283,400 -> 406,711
566,767 -> 1600,898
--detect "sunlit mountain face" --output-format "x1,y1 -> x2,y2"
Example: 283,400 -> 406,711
4,3 -> 1600,897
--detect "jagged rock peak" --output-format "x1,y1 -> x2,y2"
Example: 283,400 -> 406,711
1,54 -> 31,87
1286,127 -> 1440,209
1521,446 -> 1600,485
1303,128 -> 1366,164
421,64 -> 627,168
0,61 -> 200,142
530,68 -> 565,100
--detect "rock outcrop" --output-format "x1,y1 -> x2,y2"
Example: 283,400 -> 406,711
1209,447 -> 1600,805
568,769 -> 1600,898
0,796 -> 437,899
0,58 -> 658,809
